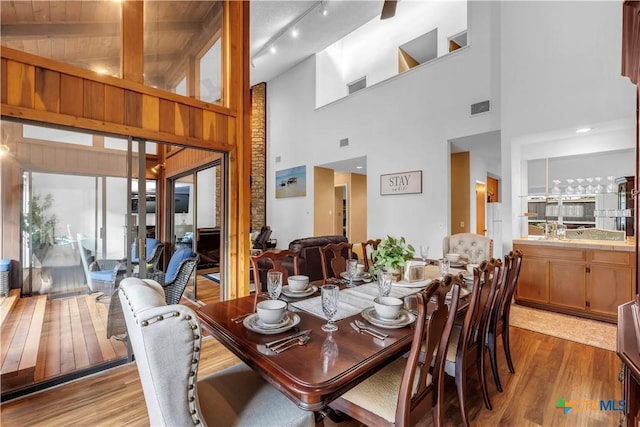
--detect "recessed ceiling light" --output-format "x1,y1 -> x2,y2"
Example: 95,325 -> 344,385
0,145 -> 9,156
95,68 -> 107,75
269,45 -> 277,54
356,166 -> 363,169
319,1 -> 328,16
291,27 -> 299,38
576,127 -> 592,133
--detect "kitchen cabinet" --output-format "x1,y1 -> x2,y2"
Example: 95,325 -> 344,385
514,238 -> 635,322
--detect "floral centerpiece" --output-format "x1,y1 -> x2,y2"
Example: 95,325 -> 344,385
371,235 -> 415,280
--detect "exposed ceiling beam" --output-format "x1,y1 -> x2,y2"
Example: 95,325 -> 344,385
0,21 -> 203,39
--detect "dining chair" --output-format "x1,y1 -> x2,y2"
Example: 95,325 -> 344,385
487,249 -> 523,392
360,239 -> 381,272
319,242 -> 354,280
118,277 -> 315,427
444,258 -> 502,427
250,249 -> 299,308
328,274 -> 463,427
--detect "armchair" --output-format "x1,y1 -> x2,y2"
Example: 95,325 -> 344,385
130,238 -> 164,270
145,246 -> 198,305
118,277 -> 314,426
77,233 -> 125,303
442,233 -> 493,261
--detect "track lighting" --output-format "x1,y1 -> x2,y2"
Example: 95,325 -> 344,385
151,163 -> 165,174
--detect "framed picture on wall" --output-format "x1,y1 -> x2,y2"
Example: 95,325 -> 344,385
276,165 -> 306,198
380,170 -> 422,195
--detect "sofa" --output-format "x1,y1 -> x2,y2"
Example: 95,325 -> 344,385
288,235 -> 355,282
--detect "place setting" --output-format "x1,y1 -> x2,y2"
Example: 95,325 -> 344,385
360,296 -> 416,329
340,261 -> 373,285
281,274 -> 318,298
243,271 -> 301,335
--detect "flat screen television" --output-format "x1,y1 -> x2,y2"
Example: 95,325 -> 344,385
131,193 -> 156,214
174,185 -> 190,213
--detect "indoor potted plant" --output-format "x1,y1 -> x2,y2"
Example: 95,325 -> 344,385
22,193 -> 57,264
371,235 -> 415,281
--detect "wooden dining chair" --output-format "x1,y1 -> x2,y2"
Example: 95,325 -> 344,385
319,242 -> 354,280
360,239 -> 381,272
250,250 -> 299,308
328,274 -> 463,427
444,258 -> 502,427
487,249 -> 523,392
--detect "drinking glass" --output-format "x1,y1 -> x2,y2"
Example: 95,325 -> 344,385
266,271 -> 283,300
419,245 -> 430,262
377,271 -> 392,297
321,285 -> 339,332
345,259 -> 358,288
438,258 -> 450,277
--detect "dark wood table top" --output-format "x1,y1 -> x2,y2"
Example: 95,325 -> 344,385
196,293 -> 414,411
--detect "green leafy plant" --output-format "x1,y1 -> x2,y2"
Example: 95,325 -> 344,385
371,235 -> 415,276
22,193 -> 57,261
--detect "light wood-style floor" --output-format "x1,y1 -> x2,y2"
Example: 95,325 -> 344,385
1,273 -> 623,426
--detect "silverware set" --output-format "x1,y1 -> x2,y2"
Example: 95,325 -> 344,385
265,329 -> 311,353
350,319 -> 388,340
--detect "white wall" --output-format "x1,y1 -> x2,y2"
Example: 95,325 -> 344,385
268,1 -> 499,255
267,1 -> 636,257
316,1 -> 468,107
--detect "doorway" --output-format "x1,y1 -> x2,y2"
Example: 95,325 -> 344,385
475,181 -> 487,235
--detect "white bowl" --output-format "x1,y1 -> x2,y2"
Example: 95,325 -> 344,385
287,275 -> 309,292
373,296 -> 403,320
256,299 -> 287,324
445,253 -> 461,263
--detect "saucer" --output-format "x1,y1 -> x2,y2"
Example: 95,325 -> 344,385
450,260 -> 468,268
282,285 -> 318,298
340,271 -> 372,282
243,312 -> 301,335
361,307 -> 416,329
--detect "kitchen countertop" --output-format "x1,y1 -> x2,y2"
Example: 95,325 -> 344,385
513,236 -> 636,252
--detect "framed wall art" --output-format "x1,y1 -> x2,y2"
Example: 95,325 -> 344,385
380,170 -> 422,195
276,165 -> 307,198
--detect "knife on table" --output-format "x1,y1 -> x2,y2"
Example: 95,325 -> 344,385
265,329 -> 311,349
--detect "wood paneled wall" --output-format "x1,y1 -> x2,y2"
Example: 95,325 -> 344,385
0,1 -> 251,300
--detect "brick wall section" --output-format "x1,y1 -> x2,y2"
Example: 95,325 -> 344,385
250,83 -> 266,233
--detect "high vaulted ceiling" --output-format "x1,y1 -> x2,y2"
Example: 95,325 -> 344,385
0,0 -> 384,88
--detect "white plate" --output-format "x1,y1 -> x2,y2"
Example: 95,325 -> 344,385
450,261 -> 468,268
391,278 -> 432,288
243,312 -> 301,335
361,307 -> 416,329
444,287 -> 471,301
282,285 -> 318,298
340,271 -> 372,282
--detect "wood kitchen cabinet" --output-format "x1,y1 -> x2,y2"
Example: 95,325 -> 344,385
514,238 -> 636,322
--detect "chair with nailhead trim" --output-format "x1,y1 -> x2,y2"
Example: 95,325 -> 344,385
442,233 -> 493,262
119,277 -> 315,427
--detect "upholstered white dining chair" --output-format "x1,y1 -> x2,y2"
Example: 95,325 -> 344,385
119,277 -> 315,427
442,233 -> 493,261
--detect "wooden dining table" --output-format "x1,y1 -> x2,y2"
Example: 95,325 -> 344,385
196,266 -> 471,413
196,287 -> 415,412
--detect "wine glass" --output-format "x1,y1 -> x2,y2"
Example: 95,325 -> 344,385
345,259 -> 358,288
377,271 -> 392,297
438,258 -> 450,277
266,271 -> 283,300
419,245 -> 430,263
321,284 -> 339,332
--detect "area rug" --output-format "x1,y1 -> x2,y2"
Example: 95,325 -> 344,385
509,304 -> 616,352
202,272 -> 220,284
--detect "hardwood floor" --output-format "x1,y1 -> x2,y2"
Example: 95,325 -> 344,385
0,268 -> 624,426
0,268 -> 218,396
